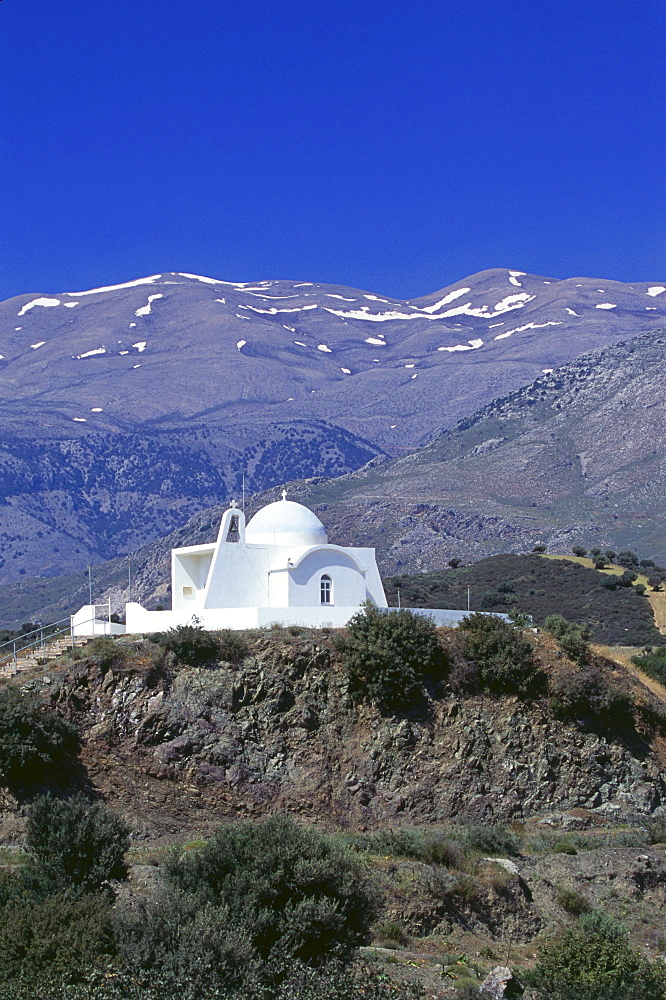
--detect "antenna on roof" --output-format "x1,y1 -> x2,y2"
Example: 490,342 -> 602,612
242,475 -> 245,514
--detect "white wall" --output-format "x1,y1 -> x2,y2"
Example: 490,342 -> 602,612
172,546 -> 215,610
71,605 -> 126,636
287,547 -> 366,607
203,543 -> 270,609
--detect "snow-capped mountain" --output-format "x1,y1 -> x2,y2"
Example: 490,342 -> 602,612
0,267 -> 664,586
2,268 -> 665,449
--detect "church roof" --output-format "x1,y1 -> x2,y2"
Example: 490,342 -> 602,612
245,497 -> 328,547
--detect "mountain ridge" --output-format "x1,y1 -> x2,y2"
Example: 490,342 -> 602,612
1,267 -> 664,585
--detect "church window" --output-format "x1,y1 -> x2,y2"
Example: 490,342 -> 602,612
182,586 -> 194,597
320,574 -> 332,604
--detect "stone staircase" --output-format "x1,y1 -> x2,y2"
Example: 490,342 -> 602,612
0,634 -> 92,677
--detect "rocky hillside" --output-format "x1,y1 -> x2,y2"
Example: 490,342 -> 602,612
267,328 -> 666,570
3,627 -> 665,839
0,420 -> 379,583
15,328 -> 656,625
1,268 -> 664,582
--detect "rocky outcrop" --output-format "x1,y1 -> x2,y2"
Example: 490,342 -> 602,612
6,632 -> 665,838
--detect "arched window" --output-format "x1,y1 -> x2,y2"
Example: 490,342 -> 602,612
320,574 -> 332,605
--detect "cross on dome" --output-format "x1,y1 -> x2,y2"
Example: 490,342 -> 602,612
281,489 -> 287,500
230,499 -> 237,508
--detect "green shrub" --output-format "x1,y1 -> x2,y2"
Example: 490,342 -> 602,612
0,891 -> 114,985
646,817 -> 666,844
0,687 -> 80,787
162,815 -> 378,969
549,669 -> 633,725
372,919 -> 409,948
84,636 -> 125,670
115,888 -> 256,994
572,546 -> 587,557
24,794 -> 130,897
553,842 -> 578,855
634,583 -> 647,596
631,647 -> 666,686
555,887 -> 592,916
544,614 -> 592,665
342,605 -> 446,711
526,910 -> 666,1000
464,824 -> 521,857
451,612 -> 543,697
157,620 -> 222,667
217,630 -> 248,664
0,962 -> 425,1000
420,836 -> 465,869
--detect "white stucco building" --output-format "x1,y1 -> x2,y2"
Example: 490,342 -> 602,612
72,493 -> 498,635
124,492 -> 391,633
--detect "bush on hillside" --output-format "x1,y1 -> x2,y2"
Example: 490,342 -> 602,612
0,961 -> 425,1000
115,889 -> 256,994
157,620 -> 222,667
464,824 -> 521,857
525,910 -> 666,1000
342,605 -> 446,711
24,794 -> 130,897
632,647 -> 666,687
572,546 -> 587,557
162,815 -> 378,972
544,614 -> 592,666
450,612 -> 543,697
0,892 -> 114,985
0,687 -> 80,788
549,669 -> 633,726
382,554 -> 665,647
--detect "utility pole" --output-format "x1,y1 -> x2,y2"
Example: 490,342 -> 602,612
128,557 -> 132,603
467,586 -> 470,612
397,587 -> 401,609
242,474 -> 245,514
88,564 -> 93,607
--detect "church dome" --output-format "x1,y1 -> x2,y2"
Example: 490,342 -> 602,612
245,498 -> 328,547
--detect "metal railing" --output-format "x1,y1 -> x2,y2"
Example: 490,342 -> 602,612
0,602 -> 116,673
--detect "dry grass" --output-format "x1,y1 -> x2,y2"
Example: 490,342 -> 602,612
592,644 -> 666,703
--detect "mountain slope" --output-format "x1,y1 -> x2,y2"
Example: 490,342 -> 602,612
2,268 -> 665,449
1,268 -> 664,583
3,330 -> 665,628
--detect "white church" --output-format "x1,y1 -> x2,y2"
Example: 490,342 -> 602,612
72,493 -> 481,635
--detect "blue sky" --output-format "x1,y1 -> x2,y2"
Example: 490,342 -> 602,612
1,0 -> 664,300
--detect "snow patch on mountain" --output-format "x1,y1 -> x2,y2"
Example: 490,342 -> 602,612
77,347 -> 106,358
438,339 -> 484,352
66,275 -> 162,296
135,294 -> 163,317
419,287 -> 471,313
647,286 -> 665,297
178,273 -> 247,287
18,297 -> 60,316
240,303 -> 318,315
494,320 -> 563,341
595,303 -> 617,309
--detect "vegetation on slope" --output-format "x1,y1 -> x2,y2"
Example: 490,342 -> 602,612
384,553 -> 665,646
2,613 -> 666,996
